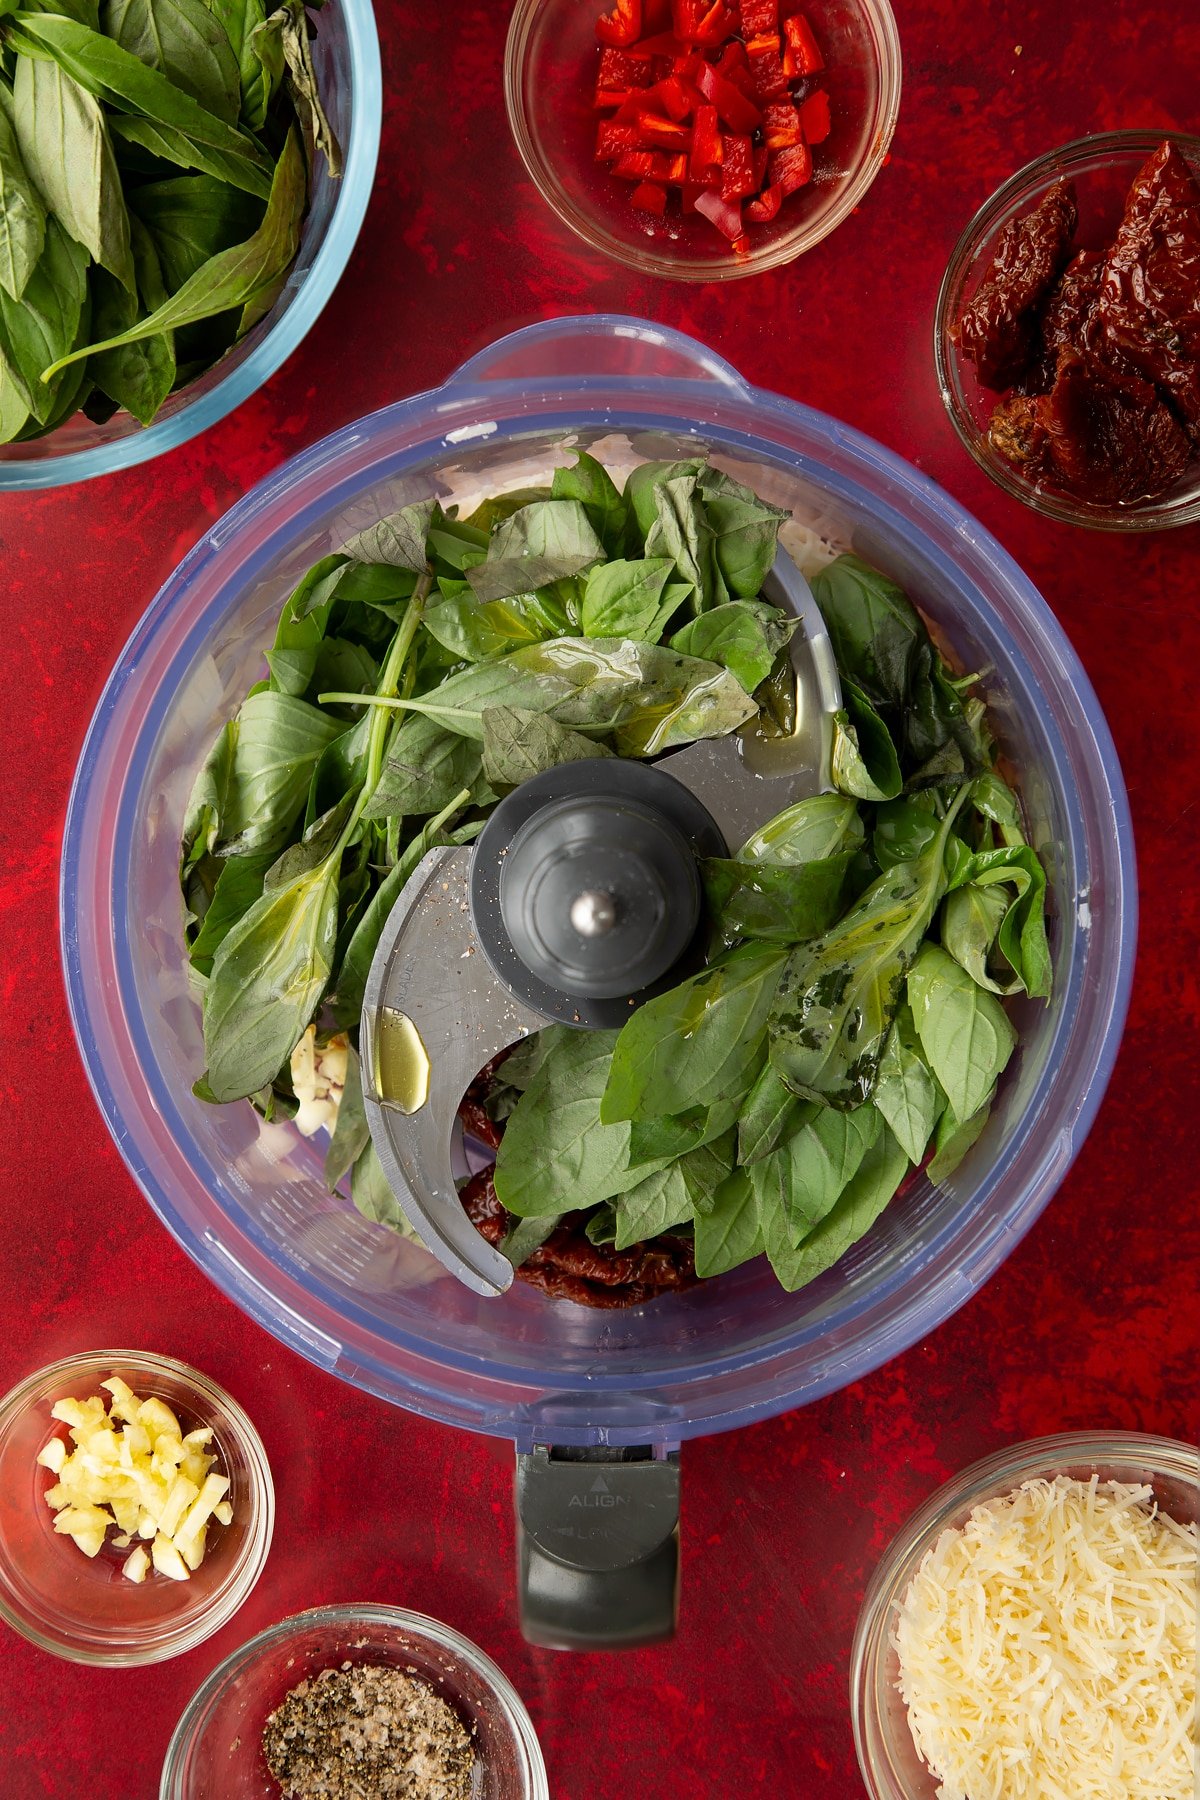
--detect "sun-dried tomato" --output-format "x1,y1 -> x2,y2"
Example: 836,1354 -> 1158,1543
953,179 -> 1079,390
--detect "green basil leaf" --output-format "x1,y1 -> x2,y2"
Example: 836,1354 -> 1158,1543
612,1161 -> 694,1250
214,688 -> 342,857
940,881 -> 1019,996
364,714 -> 489,822
644,473 -> 719,611
349,1140 -> 418,1237
0,348 -> 33,439
342,498 -> 435,573
738,793 -> 864,866
580,556 -> 676,640
970,771 -> 1027,847
262,790 -> 354,890
467,500 -> 605,603
907,942 -> 1016,1125
132,172 -> 263,289
501,1212 -> 562,1267
206,0 -> 272,127
670,600 -> 791,695
753,1100 -> 881,1244
623,457 -> 705,544
202,849 -> 340,1100
464,486 -> 553,534
693,1167 -> 762,1278
927,1088 -> 994,1184
702,850 -> 854,948
0,86 -> 46,301
108,110 -> 272,197
323,1043 -> 369,1191
601,942 -> 786,1125
424,589 -> 564,661
767,797 -> 965,1109
87,219 -> 175,423
493,1029 -> 673,1218
254,0 -> 340,176
872,1005 -> 941,1165
763,1119 -> 908,1292
677,1127 -> 736,1217
42,126 -> 305,378
947,842 -> 1052,1000
872,794 -> 940,871
0,212 -> 87,423
102,0 -> 239,121
811,554 -> 925,715
481,705 -> 613,788
737,1059 -> 804,1165
552,448 -> 627,554
703,485 -> 788,600
310,636 -> 378,711
186,847 -> 272,975
626,1095 -> 740,1169
181,716 -> 237,871
831,680 -> 903,802
12,54 -> 133,288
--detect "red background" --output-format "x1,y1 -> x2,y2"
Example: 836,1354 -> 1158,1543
1,2 -> 1198,1795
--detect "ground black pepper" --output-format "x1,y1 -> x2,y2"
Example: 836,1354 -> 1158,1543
262,1662 -> 475,1799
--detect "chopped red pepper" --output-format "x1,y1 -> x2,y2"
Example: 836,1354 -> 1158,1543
599,46 -> 656,87
689,101 -> 723,181
634,111 -> 693,148
596,0 -> 644,46
738,0 -> 777,31
695,59 -> 762,130
751,141 -> 769,187
782,12 -> 823,73
612,148 -> 678,180
745,181 -> 782,220
595,88 -> 638,109
629,29 -> 686,55
762,100 -> 802,148
745,35 -> 789,99
798,87 -> 830,143
719,133 -> 756,198
732,232 -> 752,253
596,119 -> 645,158
630,179 -> 668,214
694,187 -> 743,238
769,139 -> 812,193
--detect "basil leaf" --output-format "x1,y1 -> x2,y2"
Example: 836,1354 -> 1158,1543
182,716 -> 237,872
102,0 -> 239,122
186,847 -> 272,976
872,1005 -> 941,1164
627,1095 -> 740,1168
342,498 -> 435,573
623,457 -> 705,543
8,11 -> 272,165
132,172 -> 263,290
424,590 -> 564,662
703,485 -> 788,600
254,0 -> 341,177
738,1060 -> 804,1165
941,881 -> 1019,996
493,1029 -> 673,1218
108,110 -> 272,197
644,473 -> 719,611
323,1043 -> 369,1191
872,794 -> 939,871
612,1161 -> 694,1251
811,554 -> 925,715
763,1120 -> 908,1292
481,705 -> 613,788
927,1088 -> 994,1184
12,55 -> 133,288
947,843 -> 1052,1000
581,556 -> 676,640
0,87 -> 46,301
552,449 -> 627,554
601,942 -> 786,1124
702,851 -> 854,949
767,797 -> 965,1109
831,681 -> 903,802
467,500 -> 605,603
970,771 -> 1026,847
693,1167 -> 762,1278
350,1140 -> 418,1237
464,486 -> 553,534
365,714 -> 488,821
670,600 -> 791,694
0,343 -> 32,440
43,127 -> 305,379
753,1100 -> 881,1244
87,219 -> 174,423
907,942 -> 1016,1125
202,848 -> 340,1101
0,213 -> 87,424
206,0 -> 272,127
738,793 -> 864,866
501,1213 -> 562,1267
214,689 -> 341,857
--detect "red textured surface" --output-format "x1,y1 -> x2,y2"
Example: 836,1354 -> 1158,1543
2,2 -> 1199,1795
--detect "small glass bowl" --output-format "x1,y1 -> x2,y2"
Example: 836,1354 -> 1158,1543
504,0 -> 901,281
935,130 -> 1200,530
160,1604 -> 550,1798
0,1350 -> 273,1665
851,1431 -> 1200,1800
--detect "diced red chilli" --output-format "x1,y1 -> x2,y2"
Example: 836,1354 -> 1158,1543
599,46 -> 656,86
612,148 -> 677,179
594,87 -> 637,108
769,139 -> 813,193
596,119 -> 644,158
695,59 -> 762,130
782,12 -> 823,72
762,100 -> 802,148
798,87 -> 830,142
745,37 -> 789,99
690,102 -> 723,179
738,0 -> 778,32
635,112 -> 692,148
745,181 -> 782,219
631,179 -> 669,214
720,133 -> 756,198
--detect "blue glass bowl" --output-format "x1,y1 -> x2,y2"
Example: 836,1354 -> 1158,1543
0,0 -> 381,492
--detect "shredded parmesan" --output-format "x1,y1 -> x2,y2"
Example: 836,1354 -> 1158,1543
893,1475 -> 1198,1800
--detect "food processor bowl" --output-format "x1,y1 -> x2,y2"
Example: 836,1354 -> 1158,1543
62,316 -> 1134,1635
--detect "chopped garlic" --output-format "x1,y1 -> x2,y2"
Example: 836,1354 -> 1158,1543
38,1383 -> 232,1578
894,1475 -> 1198,1800
290,1025 -> 351,1137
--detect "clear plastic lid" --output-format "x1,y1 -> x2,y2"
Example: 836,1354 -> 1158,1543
61,316 -> 1136,1447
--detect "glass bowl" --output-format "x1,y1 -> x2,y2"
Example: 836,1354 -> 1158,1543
0,1350 -> 273,1665
851,1431 -> 1200,1800
0,0 -> 381,492
61,314 -> 1135,1450
504,0 -> 901,280
935,130 -> 1200,530
160,1603 -> 549,1798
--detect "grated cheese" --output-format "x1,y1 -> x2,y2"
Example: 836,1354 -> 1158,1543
893,1475 -> 1198,1800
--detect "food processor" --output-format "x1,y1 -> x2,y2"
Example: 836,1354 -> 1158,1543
61,315 -> 1136,1649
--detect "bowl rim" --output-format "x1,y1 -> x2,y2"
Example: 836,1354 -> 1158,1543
503,0 -> 903,281
849,1429 -> 1200,1800
59,315 -> 1138,1443
934,127 -> 1200,532
158,1601 -> 550,1799
0,1348 -> 275,1666
0,0 -> 382,493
